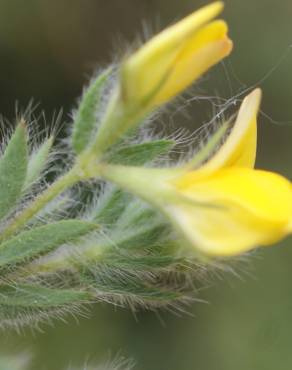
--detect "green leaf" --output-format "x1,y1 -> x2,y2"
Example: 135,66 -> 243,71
86,275 -> 183,305
0,220 -> 98,269
112,223 -> 168,250
108,139 -> 174,165
115,200 -> 156,228
0,284 -> 91,329
94,187 -> 131,225
102,253 -> 182,271
0,122 -> 28,220
24,136 -> 53,188
0,284 -> 90,307
72,69 -> 111,154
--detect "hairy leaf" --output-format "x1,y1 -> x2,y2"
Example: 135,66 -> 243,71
0,284 -> 91,307
24,136 -> 53,188
113,222 -> 169,250
0,284 -> 91,329
94,187 -> 131,225
102,253 -> 182,271
0,220 -> 98,269
0,122 -> 28,220
115,200 -> 157,228
90,277 -> 184,306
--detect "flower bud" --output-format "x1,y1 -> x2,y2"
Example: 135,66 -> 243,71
121,2 -> 232,110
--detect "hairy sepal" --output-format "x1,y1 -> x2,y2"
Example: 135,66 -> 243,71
24,136 -> 53,189
0,122 -> 28,221
72,69 -> 111,154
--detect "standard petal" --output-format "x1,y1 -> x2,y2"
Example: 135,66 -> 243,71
192,89 -> 261,178
121,2 -> 229,107
170,167 -> 292,256
154,20 -> 232,104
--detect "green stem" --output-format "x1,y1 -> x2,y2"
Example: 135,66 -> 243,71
0,166 -> 81,242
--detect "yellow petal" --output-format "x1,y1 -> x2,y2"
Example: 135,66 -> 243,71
127,2 -> 224,67
170,167 -> 292,256
121,2 -> 231,107
192,89 -> 261,179
154,20 -> 232,104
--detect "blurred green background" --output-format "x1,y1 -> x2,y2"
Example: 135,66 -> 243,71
1,0 -> 292,369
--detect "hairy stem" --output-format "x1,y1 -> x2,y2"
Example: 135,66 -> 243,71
0,167 -> 82,242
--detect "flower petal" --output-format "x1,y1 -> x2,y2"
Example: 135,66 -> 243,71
193,89 -> 261,179
170,167 -> 292,256
121,2 -> 231,107
154,20 -> 232,104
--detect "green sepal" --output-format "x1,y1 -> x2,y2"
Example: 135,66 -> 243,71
108,139 -> 175,165
24,136 -> 53,188
72,68 -> 111,154
0,122 -> 28,220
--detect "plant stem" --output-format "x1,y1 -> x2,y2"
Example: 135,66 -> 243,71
0,167 -> 81,242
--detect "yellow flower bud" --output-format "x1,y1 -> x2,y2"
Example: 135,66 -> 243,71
121,1 -> 232,109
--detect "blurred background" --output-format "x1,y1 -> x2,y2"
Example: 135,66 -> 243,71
0,0 -> 292,369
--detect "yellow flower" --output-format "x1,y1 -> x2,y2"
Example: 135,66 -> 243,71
121,1 -> 232,109
101,89 -> 292,257
165,89 -> 292,256
172,168 -> 292,256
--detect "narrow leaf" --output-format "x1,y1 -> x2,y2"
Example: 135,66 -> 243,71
0,220 -> 98,268
24,136 -> 53,188
102,253 -> 182,271
116,200 -> 156,228
108,139 -> 174,165
112,223 -> 168,250
0,284 -> 90,307
94,187 -> 131,225
86,276 -> 183,305
0,122 -> 28,220
72,69 -> 111,154
0,284 -> 91,329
